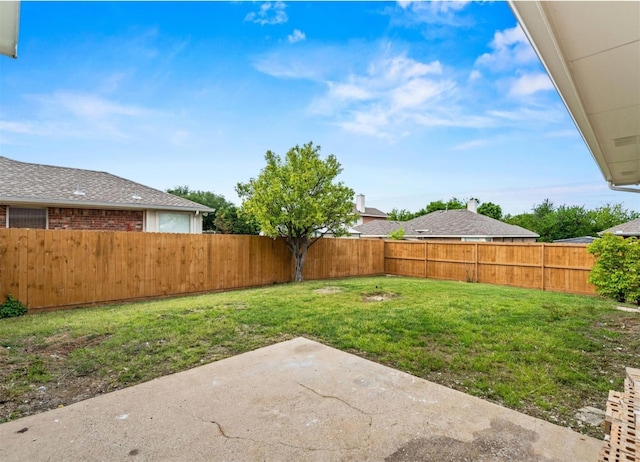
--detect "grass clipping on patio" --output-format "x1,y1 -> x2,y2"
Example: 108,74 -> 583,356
1,276 -> 639,438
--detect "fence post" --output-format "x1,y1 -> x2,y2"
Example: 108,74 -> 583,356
424,241 -> 428,278
541,243 -> 545,291
474,242 -> 479,283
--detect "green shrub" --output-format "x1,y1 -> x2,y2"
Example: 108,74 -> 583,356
0,295 -> 28,319
388,228 -> 405,240
587,234 -> 640,304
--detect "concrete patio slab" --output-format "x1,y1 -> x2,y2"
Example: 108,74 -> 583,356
1,337 -> 600,461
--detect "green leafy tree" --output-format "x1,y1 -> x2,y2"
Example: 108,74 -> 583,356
167,186 -> 259,235
477,202 -> 502,220
387,208 -> 414,221
504,199 -> 638,242
588,234 -> 640,304
236,142 -> 357,282
590,203 -> 640,231
214,207 -> 259,235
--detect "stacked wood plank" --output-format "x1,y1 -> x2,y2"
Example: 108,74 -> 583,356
600,367 -> 639,462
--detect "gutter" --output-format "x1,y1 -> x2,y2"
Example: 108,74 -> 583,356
608,182 -> 640,194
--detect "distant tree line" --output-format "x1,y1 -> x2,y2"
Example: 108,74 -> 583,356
388,197 -> 503,221
387,197 -> 638,242
504,200 -> 639,242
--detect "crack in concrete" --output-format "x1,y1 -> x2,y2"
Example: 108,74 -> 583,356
198,416 -> 363,453
297,382 -> 372,418
296,381 -> 375,449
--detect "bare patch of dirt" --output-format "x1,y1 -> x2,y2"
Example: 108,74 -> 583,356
605,315 -> 640,333
0,333 -> 116,423
363,292 -> 398,302
314,287 -> 342,295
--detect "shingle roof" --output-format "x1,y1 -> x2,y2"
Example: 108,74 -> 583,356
553,236 -> 597,244
352,220 -> 407,236
353,204 -> 387,218
600,218 -> 640,236
353,209 -> 539,238
0,156 -> 213,212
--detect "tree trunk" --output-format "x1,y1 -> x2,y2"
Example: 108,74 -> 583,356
289,237 -> 309,282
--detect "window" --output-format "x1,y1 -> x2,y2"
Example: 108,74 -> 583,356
158,212 -> 190,233
8,207 -> 47,229
462,237 -> 493,242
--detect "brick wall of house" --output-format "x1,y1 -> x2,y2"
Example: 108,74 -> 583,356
0,205 -> 6,228
48,208 -> 144,232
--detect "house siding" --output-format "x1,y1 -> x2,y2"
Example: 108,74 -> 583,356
0,205 -> 6,228
47,208 -> 144,232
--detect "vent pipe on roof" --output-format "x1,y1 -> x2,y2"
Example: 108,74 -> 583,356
73,184 -> 85,196
467,199 -> 478,213
356,194 -> 365,213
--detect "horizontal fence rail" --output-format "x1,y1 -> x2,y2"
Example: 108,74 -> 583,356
384,240 -> 596,295
0,229 -> 385,311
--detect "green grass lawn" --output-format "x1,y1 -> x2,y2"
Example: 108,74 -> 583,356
1,276 -> 638,438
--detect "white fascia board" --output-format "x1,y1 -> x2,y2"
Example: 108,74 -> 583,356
0,1 -> 19,59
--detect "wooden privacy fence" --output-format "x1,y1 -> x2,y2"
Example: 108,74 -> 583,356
0,229 -> 597,312
384,240 -> 596,295
0,229 -> 385,311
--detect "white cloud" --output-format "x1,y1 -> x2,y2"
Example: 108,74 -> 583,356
468,70 -> 482,82
254,39 -> 562,140
328,82 -> 372,101
390,78 -> 453,110
0,120 -> 41,135
287,29 -> 306,44
245,1 -> 288,26
395,1 -> 471,26
310,52 -> 462,137
4,92 -> 163,141
453,139 -> 489,151
508,72 -> 554,97
475,25 -> 537,70
44,92 -> 152,119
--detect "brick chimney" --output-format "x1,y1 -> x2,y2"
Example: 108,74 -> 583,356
356,194 -> 366,214
467,199 -> 478,213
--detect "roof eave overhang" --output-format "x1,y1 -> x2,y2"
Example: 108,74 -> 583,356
0,197 -> 215,213
509,1 -> 640,190
508,1 -> 612,184
0,1 -> 19,59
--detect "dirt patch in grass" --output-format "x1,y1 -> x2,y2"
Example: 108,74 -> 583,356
314,287 -> 342,294
0,333 -> 117,423
606,315 -> 640,333
363,292 -> 398,302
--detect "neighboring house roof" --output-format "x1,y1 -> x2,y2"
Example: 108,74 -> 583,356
352,204 -> 387,218
352,220 -> 406,237
553,236 -> 597,244
599,218 -> 640,237
0,156 -> 214,212
354,209 -> 539,239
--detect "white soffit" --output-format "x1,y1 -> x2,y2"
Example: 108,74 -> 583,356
510,1 -> 640,188
0,1 -> 20,59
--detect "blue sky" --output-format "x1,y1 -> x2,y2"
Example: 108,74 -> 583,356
1,1 -> 638,216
